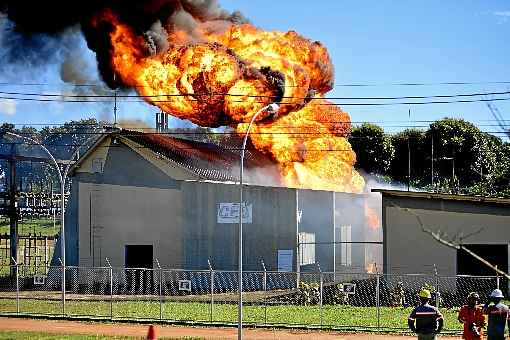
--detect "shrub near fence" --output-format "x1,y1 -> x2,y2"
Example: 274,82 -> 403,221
0,264 -> 504,332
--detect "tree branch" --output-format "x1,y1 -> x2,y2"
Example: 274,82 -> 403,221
394,204 -> 510,279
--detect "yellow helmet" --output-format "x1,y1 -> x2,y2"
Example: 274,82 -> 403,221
419,289 -> 432,299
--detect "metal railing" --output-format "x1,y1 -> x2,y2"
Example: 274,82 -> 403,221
0,262 -> 503,332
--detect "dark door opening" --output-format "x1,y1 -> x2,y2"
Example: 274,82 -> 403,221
457,244 -> 508,295
125,245 -> 153,294
125,245 -> 153,269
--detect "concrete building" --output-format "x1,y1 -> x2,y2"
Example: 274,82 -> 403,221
58,129 -> 380,273
374,189 -> 510,277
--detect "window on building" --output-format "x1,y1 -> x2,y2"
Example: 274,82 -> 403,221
340,225 -> 352,266
91,158 -> 104,173
298,232 -> 316,265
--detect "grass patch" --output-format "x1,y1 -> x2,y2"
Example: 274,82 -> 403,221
0,217 -> 59,237
0,331 -> 134,339
0,331 -> 203,340
0,298 -> 464,331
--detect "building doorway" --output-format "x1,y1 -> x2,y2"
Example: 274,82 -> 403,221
457,244 -> 508,294
457,244 -> 508,276
125,245 -> 153,294
125,245 -> 153,269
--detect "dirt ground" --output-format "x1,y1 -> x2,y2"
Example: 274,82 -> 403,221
0,317 -> 457,339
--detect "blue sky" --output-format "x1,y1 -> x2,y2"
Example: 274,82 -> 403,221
1,1 -> 509,136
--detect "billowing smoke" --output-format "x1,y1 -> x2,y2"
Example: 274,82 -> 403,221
117,118 -> 152,131
0,0 -> 248,88
1,0 -> 364,193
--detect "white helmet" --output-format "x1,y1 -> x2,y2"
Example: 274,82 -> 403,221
490,289 -> 504,298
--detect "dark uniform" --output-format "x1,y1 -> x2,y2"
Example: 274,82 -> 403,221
484,302 -> 509,340
408,303 -> 444,340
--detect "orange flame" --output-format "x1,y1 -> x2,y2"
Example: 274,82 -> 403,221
96,11 -> 365,193
364,202 -> 381,231
366,262 -> 378,274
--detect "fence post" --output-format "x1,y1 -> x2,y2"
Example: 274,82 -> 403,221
434,264 -> 440,309
261,260 -> 267,325
106,258 -> 113,320
155,259 -> 162,321
12,257 -> 19,314
34,237 -> 38,274
317,263 -> 323,328
375,264 -> 381,331
496,265 -> 500,290
58,257 -> 65,316
44,237 -> 48,273
208,259 -> 214,323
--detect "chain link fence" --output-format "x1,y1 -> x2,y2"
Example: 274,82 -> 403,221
0,264 -> 505,332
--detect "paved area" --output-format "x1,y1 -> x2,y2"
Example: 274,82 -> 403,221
0,317 -> 455,339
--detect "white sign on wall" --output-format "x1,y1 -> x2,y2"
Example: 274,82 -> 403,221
33,275 -> 46,285
178,280 -> 191,292
217,203 -> 252,224
277,249 -> 293,272
342,283 -> 356,295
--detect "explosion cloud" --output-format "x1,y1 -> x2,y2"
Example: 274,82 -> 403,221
0,0 -> 365,192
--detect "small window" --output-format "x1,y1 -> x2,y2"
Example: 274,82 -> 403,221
298,232 -> 315,265
91,158 -> 104,173
340,225 -> 352,266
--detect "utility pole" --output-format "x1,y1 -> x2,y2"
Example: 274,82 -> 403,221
113,90 -> 118,127
452,156 -> 456,192
431,134 -> 434,189
8,143 -> 18,277
113,74 -> 118,127
332,191 -> 336,280
407,108 -> 411,191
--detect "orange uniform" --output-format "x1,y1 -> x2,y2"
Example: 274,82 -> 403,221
458,304 -> 486,340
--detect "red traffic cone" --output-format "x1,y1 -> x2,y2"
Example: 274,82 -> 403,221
147,325 -> 157,340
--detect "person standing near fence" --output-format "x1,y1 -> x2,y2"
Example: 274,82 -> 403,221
458,292 -> 485,340
408,289 -> 444,340
483,289 -> 509,340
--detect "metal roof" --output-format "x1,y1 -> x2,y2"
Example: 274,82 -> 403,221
372,189 -> 510,205
118,129 -> 276,182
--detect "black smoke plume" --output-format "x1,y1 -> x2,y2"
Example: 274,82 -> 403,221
0,0 -> 248,88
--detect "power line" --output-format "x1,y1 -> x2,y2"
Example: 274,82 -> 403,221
3,124 -> 509,131
5,119 -> 510,127
3,94 -> 510,106
0,141 -> 358,152
2,129 -> 509,142
2,80 -> 510,88
2,89 -> 510,101
2,127 -> 509,134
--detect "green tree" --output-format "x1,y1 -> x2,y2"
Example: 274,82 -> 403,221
1,118 -> 104,192
167,126 -> 224,145
349,123 -> 394,175
474,139 -> 510,197
426,118 -> 496,191
0,123 -> 15,134
40,118 -> 103,159
389,128 -> 428,185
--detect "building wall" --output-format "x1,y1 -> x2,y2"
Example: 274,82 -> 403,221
382,194 -> 510,276
298,190 -> 367,273
67,139 -> 299,271
68,141 -> 185,268
181,181 -> 298,271
77,182 -> 183,268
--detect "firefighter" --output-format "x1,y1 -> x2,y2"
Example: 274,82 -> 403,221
483,289 -> 510,340
458,292 -> 485,340
408,289 -> 444,340
391,281 -> 406,307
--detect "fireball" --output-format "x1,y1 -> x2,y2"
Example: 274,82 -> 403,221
95,9 -> 365,193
